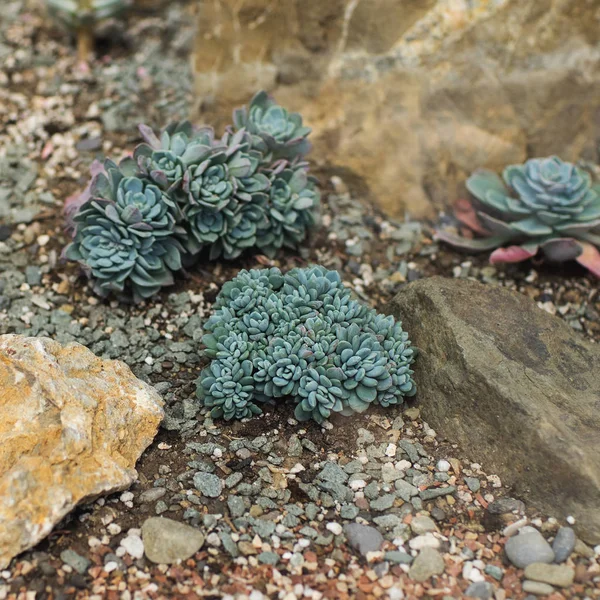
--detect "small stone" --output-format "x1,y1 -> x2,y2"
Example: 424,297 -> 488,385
410,515 -> 437,535
505,530 -> 555,568
464,581 -> 494,600
344,523 -> 384,556
395,479 -> 419,501
409,533 -> 440,550
318,462 -> 349,484
430,507 -> 446,521
436,460 -> 450,473
384,551 -> 413,564
464,477 -> 481,493
141,517 -> 204,564
193,472 -> 222,498
419,486 -> 456,500
552,527 -> 576,563
522,581 -> 555,596
484,565 -> 503,581
523,563 -> 575,588
404,407 -> 420,420
409,547 -> 444,582
120,534 -> 144,560
227,496 -> 246,518
487,497 -> 526,515
370,494 -> 395,511
139,488 -> 167,503
326,522 -> 343,536
258,551 -> 279,565
60,550 -> 90,575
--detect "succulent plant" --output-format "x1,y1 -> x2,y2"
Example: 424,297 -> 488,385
197,266 -> 416,423
233,91 -> 311,162
256,160 -> 320,258
436,156 -> 600,277
64,158 -> 185,301
46,0 -> 130,28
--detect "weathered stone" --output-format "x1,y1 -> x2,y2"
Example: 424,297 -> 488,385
141,517 -> 205,564
193,0 -> 600,217
390,278 -> 600,543
344,523 -> 384,557
409,547 -> 445,582
0,335 -> 164,569
552,527 -> 576,563
523,563 -> 575,588
505,531 -> 555,569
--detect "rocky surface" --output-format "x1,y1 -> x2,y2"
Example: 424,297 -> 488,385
0,334 -> 164,569
391,277 -> 600,543
193,0 -> 600,217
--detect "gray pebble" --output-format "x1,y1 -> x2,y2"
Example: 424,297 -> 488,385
465,581 -> 494,599
193,472 -> 223,498
60,549 -> 90,574
552,527 -> 576,563
505,530 -> 555,568
344,523 -> 384,556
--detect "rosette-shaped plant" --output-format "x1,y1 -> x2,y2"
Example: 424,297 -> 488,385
197,266 -> 416,423
46,0 -> 129,27
436,156 -> 600,276
64,158 -> 184,301
256,160 -> 320,257
233,91 -> 311,161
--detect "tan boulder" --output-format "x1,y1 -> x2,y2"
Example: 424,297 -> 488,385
193,0 -> 600,217
0,334 -> 164,569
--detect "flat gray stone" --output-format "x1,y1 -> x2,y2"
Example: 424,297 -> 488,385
522,580 -> 555,596
552,527 -> 576,563
408,547 -> 445,582
193,472 -> 222,498
344,523 -> 384,556
141,517 -> 205,564
60,549 -> 90,574
410,515 -> 437,535
465,581 -> 494,599
395,479 -> 419,501
523,563 -> 575,588
505,530 -> 555,568
391,277 -> 600,544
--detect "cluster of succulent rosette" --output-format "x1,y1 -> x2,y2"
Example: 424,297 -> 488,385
64,92 -> 320,301
197,266 -> 417,424
436,156 -> 600,277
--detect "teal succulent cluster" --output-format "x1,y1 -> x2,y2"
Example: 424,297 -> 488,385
64,92 -> 320,301
197,266 -> 417,424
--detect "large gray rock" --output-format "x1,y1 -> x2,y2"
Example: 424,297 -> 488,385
390,277 -> 600,543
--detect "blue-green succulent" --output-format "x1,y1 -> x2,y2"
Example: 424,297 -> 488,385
46,0 -> 130,28
197,266 -> 416,423
64,158 -> 185,301
233,91 -> 312,162
436,156 -> 600,277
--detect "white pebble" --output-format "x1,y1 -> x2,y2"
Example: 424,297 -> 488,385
385,443 -> 397,457
395,460 -> 412,471
37,234 -> 50,246
436,460 -> 451,472
566,515 -> 575,525
107,523 -> 122,536
104,562 -> 118,573
120,534 -> 144,559
120,491 -> 134,503
326,522 -> 343,536
408,533 -> 440,550
213,448 -> 223,458
350,479 -> 367,490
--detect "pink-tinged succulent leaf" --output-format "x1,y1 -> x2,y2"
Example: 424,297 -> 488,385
64,160 -> 106,234
475,211 -> 517,236
435,230 -> 510,251
575,242 -> 600,278
453,198 -> 490,235
489,243 -> 538,264
138,124 -> 161,149
539,238 -> 582,262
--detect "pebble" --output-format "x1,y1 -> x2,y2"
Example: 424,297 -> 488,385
384,551 -> 413,564
193,472 -> 223,498
141,517 -> 205,564
395,479 -> 419,501
522,581 -> 555,596
317,462 -> 349,484
436,460 -> 450,472
120,534 -> 144,560
344,524 -> 384,556
139,488 -> 167,503
370,494 -> 395,511
523,563 -> 575,588
419,486 -> 456,500
483,565 -> 504,581
410,516 -> 437,535
552,526 -> 576,563
409,533 -> 440,550
464,581 -> 494,599
487,497 -> 525,514
505,530 -> 555,568
326,522 -> 343,536
464,476 -> 481,493
59,550 -> 90,575
408,547 -> 444,582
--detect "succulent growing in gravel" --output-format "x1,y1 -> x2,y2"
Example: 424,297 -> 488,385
436,156 -> 600,277
65,93 -> 320,300
64,158 -> 185,301
197,266 -> 416,423
233,91 -> 312,162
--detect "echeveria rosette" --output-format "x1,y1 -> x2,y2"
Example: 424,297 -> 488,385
64,158 -> 184,302
196,266 -> 417,424
436,156 -> 600,277
256,160 -> 321,257
232,91 -> 312,161
134,121 -> 217,192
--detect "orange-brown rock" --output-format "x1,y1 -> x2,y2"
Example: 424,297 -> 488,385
193,0 -> 600,217
0,335 -> 164,569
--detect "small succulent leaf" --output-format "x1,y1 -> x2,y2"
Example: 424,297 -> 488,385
435,230 -> 511,251
508,217 -> 553,236
575,242 -> 600,278
466,169 -> 509,203
539,238 -> 582,262
489,244 -> 538,264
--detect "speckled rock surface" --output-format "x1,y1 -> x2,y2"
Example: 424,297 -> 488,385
391,277 -> 600,543
0,334 -> 164,569
193,0 -> 600,217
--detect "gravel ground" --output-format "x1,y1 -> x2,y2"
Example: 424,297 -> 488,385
1,2 -> 600,599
